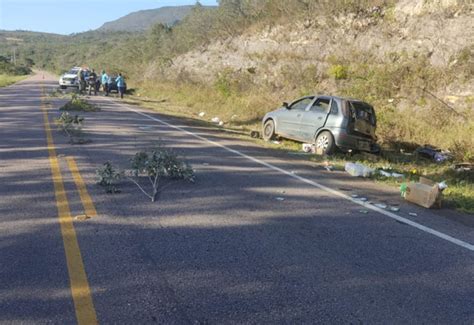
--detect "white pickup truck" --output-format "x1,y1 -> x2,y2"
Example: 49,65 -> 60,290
59,67 -> 82,89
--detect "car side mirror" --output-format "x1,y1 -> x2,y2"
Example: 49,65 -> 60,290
283,102 -> 289,109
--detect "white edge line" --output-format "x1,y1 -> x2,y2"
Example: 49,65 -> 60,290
108,98 -> 474,252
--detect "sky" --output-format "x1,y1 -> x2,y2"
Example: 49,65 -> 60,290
0,0 -> 218,35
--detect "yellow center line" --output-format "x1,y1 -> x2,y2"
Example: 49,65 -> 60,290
40,85 -> 98,325
66,157 -> 98,218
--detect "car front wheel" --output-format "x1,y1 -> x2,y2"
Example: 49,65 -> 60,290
262,119 -> 276,141
315,131 -> 335,155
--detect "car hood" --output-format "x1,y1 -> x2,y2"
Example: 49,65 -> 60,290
61,73 -> 78,79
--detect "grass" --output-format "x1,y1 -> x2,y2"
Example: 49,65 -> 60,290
0,74 -> 27,87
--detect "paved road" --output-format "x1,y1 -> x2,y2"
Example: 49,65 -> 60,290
1,73 -> 473,324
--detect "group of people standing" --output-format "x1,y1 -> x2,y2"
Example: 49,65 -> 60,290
78,69 -> 126,99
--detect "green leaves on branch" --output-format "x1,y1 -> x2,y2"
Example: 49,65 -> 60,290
55,112 -> 84,140
96,146 -> 194,202
60,94 -> 100,112
96,162 -> 121,193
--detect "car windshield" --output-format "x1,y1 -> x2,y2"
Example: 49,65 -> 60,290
67,69 -> 79,75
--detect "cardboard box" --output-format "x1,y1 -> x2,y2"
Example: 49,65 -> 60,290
404,177 -> 442,209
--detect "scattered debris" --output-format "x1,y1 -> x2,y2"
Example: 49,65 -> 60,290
250,131 -> 260,138
452,163 -> 473,172
415,146 -> 452,163
275,197 -> 285,201
359,210 -> 369,214
351,194 -> 359,198
198,112 -> 206,117
378,170 -> 404,178
389,206 -> 400,212
409,212 -> 418,217
358,197 -> 368,202
74,214 -> 91,221
302,143 -> 314,153
438,181 -> 448,191
272,141 -> 281,145
374,203 -> 388,209
402,177 -> 445,209
211,117 -> 220,123
218,121 -> 224,126
231,114 -> 238,120
323,161 -> 334,171
345,162 -> 374,177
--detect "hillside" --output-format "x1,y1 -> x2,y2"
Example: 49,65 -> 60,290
98,5 -> 215,32
140,0 -> 473,160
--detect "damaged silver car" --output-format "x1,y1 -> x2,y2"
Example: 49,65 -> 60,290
262,95 -> 378,154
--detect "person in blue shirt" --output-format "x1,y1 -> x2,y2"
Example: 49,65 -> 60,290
101,70 -> 108,94
106,74 -> 114,96
115,73 -> 125,99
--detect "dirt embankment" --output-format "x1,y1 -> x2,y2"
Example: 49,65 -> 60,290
146,0 -> 473,110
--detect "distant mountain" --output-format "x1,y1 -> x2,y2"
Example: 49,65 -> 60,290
98,5 -> 215,32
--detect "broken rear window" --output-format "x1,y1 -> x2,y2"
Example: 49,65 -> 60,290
350,101 -> 376,125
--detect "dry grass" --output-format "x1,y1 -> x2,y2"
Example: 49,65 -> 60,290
0,74 -> 27,87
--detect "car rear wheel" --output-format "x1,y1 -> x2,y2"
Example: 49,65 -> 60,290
315,131 -> 335,155
262,119 -> 276,141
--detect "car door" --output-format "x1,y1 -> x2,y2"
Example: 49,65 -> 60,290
298,97 -> 332,142
277,96 -> 314,139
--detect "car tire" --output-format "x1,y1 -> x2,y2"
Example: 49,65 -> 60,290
262,119 -> 276,141
315,131 -> 336,155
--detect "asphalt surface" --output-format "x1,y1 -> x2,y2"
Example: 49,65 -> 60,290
1,73 -> 473,324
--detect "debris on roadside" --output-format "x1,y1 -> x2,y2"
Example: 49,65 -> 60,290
218,121 -> 224,126
451,163 -> 473,172
359,210 -> 369,214
345,162 -> 374,177
198,112 -> 206,117
250,130 -> 260,139
401,177 -> 446,209
324,160 -> 334,171
389,206 -> 400,212
272,140 -> 281,145
409,212 -> 418,217
378,170 -> 404,179
275,197 -> 285,201
74,214 -> 91,221
414,145 -> 453,163
211,117 -> 220,123
302,143 -> 315,153
374,203 -> 388,209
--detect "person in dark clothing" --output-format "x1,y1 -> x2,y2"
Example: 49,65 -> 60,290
88,69 -> 97,95
78,70 -> 86,94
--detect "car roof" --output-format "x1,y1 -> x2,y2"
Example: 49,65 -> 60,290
310,95 -> 371,105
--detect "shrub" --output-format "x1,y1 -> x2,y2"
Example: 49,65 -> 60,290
328,64 -> 349,80
96,162 -> 121,193
127,146 -> 194,202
